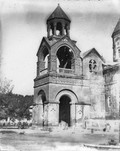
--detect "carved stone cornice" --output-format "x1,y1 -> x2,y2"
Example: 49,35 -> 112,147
34,73 -> 85,88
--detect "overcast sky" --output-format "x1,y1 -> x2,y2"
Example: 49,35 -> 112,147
0,0 -> 120,95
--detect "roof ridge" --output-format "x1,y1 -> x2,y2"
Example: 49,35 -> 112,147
82,48 -> 105,62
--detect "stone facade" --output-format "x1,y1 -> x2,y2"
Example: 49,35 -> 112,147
33,5 -> 120,127
104,64 -> 120,119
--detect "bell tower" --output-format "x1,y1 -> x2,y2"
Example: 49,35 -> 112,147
112,18 -> 120,62
33,4 -> 83,127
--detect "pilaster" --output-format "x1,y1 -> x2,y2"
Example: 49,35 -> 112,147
47,102 -> 59,126
48,55 -> 57,73
70,103 -> 76,126
62,23 -> 65,35
75,58 -> 80,76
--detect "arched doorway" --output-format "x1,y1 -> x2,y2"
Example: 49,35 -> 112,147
55,90 -> 78,126
59,95 -> 71,126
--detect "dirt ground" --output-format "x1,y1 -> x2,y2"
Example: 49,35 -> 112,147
0,128 -> 120,151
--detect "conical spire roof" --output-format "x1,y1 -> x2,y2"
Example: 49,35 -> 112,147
47,4 -> 71,22
112,18 -> 120,37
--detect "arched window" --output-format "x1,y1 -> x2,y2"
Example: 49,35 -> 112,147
56,22 -> 62,36
50,23 -> 54,36
57,46 -> 74,69
38,47 -> 49,76
45,54 -> 49,69
50,29 -> 52,36
89,59 -> 97,72
42,47 -> 49,69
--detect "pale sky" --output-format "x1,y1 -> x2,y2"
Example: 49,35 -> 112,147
0,0 -> 120,95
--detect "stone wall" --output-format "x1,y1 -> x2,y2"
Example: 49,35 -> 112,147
83,51 -> 105,119
104,65 -> 120,119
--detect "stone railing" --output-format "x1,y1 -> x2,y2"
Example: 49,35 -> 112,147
39,68 -> 48,76
57,68 -> 74,75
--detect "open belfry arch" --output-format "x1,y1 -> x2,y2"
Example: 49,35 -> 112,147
33,4 -> 106,127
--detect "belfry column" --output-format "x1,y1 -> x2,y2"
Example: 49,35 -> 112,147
62,23 -> 65,35
53,23 -> 56,35
67,25 -> 70,37
48,54 -> 57,73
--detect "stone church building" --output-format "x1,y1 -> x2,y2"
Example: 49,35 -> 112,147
32,5 -> 120,127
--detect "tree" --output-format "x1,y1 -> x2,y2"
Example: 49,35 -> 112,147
0,93 -> 33,120
0,78 -> 14,119
0,78 -> 14,94
0,78 -> 33,120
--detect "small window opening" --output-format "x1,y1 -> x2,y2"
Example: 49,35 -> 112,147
50,23 -> 54,36
42,48 -> 49,69
56,22 -> 62,36
45,54 -> 49,68
89,59 -> 97,72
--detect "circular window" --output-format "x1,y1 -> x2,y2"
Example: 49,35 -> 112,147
89,59 -> 97,72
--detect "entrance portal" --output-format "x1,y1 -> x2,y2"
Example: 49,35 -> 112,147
59,95 -> 71,126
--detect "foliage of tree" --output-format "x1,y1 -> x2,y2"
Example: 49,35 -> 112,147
0,93 -> 33,120
0,78 -> 14,94
0,78 -> 33,120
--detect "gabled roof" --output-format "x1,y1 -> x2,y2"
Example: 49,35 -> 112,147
37,36 -> 81,56
37,37 -> 50,56
82,48 -> 105,63
47,4 -> 71,22
51,35 -> 81,52
112,18 -> 120,37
